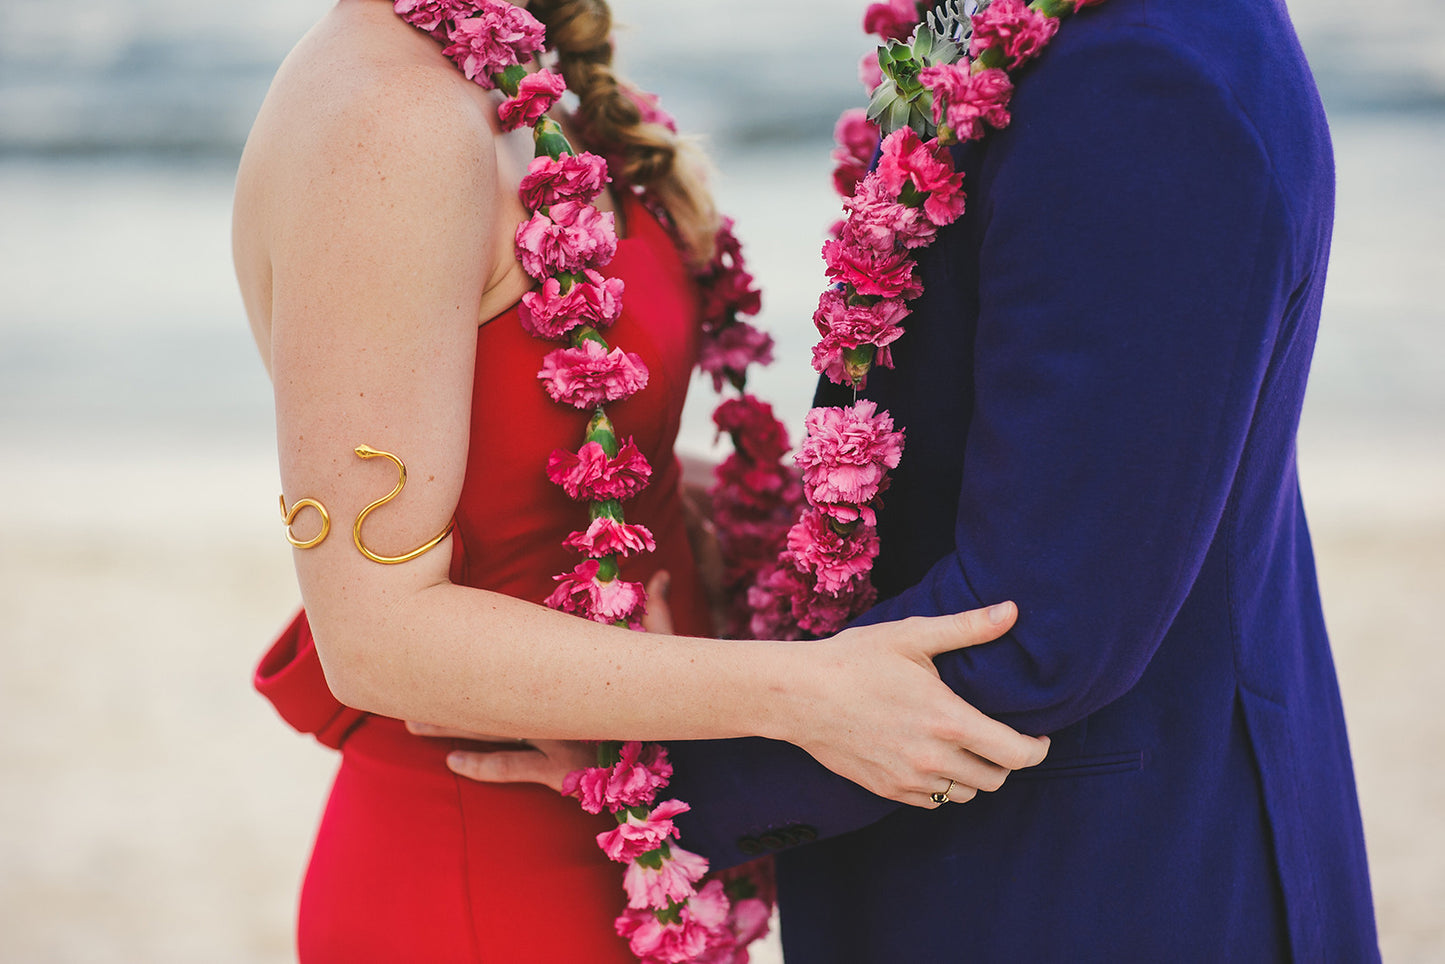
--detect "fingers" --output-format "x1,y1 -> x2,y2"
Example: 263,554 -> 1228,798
641,570 -> 675,635
446,747 -> 567,792
906,749 -> 1024,810
908,601 -> 1018,658
944,701 -> 1052,772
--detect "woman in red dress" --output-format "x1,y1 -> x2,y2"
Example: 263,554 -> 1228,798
232,1 -> 1046,959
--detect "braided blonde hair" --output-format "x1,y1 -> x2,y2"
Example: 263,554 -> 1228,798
530,0 -> 720,266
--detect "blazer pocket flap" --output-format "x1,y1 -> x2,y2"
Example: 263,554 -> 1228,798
1011,750 -> 1145,782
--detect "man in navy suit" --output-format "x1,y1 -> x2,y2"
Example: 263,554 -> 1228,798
663,0 -> 1380,959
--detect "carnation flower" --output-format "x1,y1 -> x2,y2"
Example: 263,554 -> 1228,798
546,439 -> 653,501
795,400 -> 905,508
622,83 -> 678,133
697,220 -> 763,324
392,0 -> 470,35
517,270 -> 625,339
841,172 -> 936,252
726,896 -> 773,948
834,108 -> 880,161
790,564 -> 877,636
441,2 -> 547,85
514,200 -> 618,279
859,50 -> 884,92
609,741 -> 675,807
747,563 -> 808,641
970,0 -> 1061,70
748,553 -> 878,638
613,880 -> 735,964
564,740 -> 675,813
712,394 -> 791,463
545,559 -> 647,626
832,109 -> 882,198
622,845 -> 709,909
698,321 -> 774,392
863,0 -> 923,42
538,340 -> 649,409
563,517 -> 657,558
919,64 -> 1015,142
813,288 -> 910,351
822,234 -> 922,300
498,70 -> 567,131
785,509 -> 881,595
615,908 -> 712,964
683,880 -> 739,962
518,152 -> 610,210
812,341 -> 895,388
812,500 -> 878,528
876,127 -> 967,226
714,455 -> 801,514
596,799 -> 690,863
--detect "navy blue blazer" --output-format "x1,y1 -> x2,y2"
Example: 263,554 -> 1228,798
667,1 -> 1379,960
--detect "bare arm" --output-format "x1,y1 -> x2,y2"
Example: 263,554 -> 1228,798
245,64 -> 1045,805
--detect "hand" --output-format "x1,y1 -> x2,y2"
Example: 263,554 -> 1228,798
405,721 -> 597,793
790,601 -> 1050,809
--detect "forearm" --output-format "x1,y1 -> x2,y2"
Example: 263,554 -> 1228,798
310,577 -> 809,743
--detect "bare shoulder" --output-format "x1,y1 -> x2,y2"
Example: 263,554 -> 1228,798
233,2 -> 514,353
236,3 -> 501,250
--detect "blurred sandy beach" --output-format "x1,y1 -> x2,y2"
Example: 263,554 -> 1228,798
2,0 -> 1443,960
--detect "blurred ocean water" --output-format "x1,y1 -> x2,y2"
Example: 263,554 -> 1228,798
0,6 -> 1441,962
0,0 -> 1441,452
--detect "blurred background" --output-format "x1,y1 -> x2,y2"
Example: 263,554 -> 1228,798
1,0 -> 1441,960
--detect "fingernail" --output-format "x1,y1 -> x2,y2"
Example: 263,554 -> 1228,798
446,752 -> 465,769
988,602 -> 1013,624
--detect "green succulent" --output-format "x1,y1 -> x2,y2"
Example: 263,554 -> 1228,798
865,3 -> 972,137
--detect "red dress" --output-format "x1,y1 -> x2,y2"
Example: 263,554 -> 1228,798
255,192 -> 713,963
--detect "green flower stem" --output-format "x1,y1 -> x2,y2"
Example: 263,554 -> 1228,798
495,63 -> 527,98
571,325 -> 609,349
973,46 -> 1007,72
585,410 -> 620,457
533,116 -> 574,160
725,875 -> 759,901
594,555 -> 619,582
590,499 -> 625,522
597,740 -> 623,768
843,345 -> 876,388
1031,0 -> 1073,18
634,845 -> 668,870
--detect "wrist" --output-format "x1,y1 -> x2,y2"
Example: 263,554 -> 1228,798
747,637 -> 827,748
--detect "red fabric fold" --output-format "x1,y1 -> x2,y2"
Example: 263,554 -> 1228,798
255,609 -> 367,750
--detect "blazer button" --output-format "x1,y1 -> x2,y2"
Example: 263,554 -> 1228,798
737,836 -> 764,857
791,825 -> 818,844
758,832 -> 787,851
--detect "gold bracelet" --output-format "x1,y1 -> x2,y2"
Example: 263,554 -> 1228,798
352,444 -> 455,565
280,494 -> 331,550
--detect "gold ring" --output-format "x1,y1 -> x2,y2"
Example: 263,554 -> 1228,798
930,779 -> 956,805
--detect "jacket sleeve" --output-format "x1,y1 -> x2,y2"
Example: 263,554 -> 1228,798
670,27 -> 1297,866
